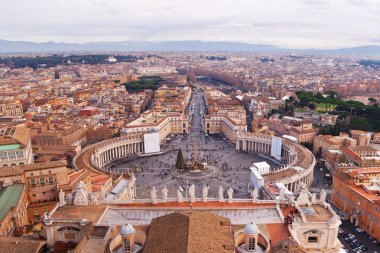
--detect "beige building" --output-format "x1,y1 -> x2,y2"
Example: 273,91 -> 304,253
320,114 -> 339,125
350,130 -> 372,146
203,89 -> 247,143
122,111 -> 189,142
0,127 -> 34,167
0,103 -> 23,117
34,125 -> 86,146
313,133 -> 357,160
22,161 -> 70,203
288,120 -> 318,144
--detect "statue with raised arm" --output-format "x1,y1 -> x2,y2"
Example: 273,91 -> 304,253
202,185 -> 209,202
320,188 -> 326,203
177,188 -> 183,203
252,188 -> 258,202
151,186 -> 158,204
218,186 -> 224,202
227,187 -> 233,203
59,189 -> 66,207
189,184 -> 196,203
162,186 -> 168,203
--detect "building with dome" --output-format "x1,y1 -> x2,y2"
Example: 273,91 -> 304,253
41,185 -> 342,253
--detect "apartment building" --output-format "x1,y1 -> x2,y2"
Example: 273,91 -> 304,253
333,168 -> 380,241
0,127 -> 34,167
0,183 -> 28,237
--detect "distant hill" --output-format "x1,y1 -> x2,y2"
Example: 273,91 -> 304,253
0,39 -> 280,53
0,39 -> 380,56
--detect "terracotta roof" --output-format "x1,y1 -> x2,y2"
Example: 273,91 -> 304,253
11,160 -> 67,172
0,237 -> 46,253
12,127 -> 31,147
142,211 -> 235,253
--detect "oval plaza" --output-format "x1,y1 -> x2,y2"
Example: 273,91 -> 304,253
51,86 -> 344,253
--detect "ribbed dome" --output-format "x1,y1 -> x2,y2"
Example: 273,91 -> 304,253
120,224 -> 135,235
245,222 -> 259,235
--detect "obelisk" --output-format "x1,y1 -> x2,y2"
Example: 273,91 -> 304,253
193,140 -> 197,161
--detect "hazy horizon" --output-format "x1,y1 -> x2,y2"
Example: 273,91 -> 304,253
1,0 -> 380,49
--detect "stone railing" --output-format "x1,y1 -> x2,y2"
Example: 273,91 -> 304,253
100,197 -> 281,205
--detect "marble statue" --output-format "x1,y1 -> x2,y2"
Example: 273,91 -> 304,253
127,186 -> 133,199
218,186 -> 224,202
66,193 -> 73,204
59,189 -> 66,207
189,184 -> 196,203
227,187 -> 233,203
296,183 -> 311,206
311,193 -> 317,203
151,186 -> 158,204
177,188 -> 183,203
162,186 -> 168,203
90,193 -> 99,205
73,181 -> 89,206
202,185 -> 209,202
98,188 -> 106,201
279,187 -> 285,201
320,188 -> 326,203
252,188 -> 258,202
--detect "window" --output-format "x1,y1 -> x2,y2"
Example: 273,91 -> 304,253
123,238 -> 131,252
308,236 -> 318,243
248,237 -> 255,251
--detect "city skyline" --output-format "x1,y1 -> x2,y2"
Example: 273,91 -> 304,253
1,0 -> 380,49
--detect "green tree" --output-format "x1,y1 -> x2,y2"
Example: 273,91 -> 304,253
368,97 -> 377,103
175,149 -> 186,171
315,92 -> 324,99
308,102 -> 316,110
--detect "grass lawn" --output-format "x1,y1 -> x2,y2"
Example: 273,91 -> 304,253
316,103 -> 336,112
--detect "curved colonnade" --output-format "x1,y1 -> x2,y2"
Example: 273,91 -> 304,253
236,132 -> 315,193
74,132 -> 315,194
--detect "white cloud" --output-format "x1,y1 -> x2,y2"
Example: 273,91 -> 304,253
0,0 -> 379,48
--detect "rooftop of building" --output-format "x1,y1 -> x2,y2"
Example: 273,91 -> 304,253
12,160 -> 67,172
0,237 -> 46,253
142,211 -> 235,253
0,183 -> 24,222
51,204 -> 107,222
301,204 -> 334,222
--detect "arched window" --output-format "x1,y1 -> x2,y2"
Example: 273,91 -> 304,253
123,238 -> 131,252
248,237 -> 255,251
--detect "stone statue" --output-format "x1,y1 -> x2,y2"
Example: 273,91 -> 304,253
295,183 -> 311,206
177,188 -> 183,203
66,193 -> 73,204
218,186 -> 224,202
320,188 -> 326,203
59,189 -> 66,207
227,187 -> 233,203
252,188 -> 258,202
202,185 -> 209,202
311,193 -> 317,203
73,181 -> 89,206
151,186 -> 158,204
279,187 -> 285,201
127,184 -> 134,200
98,188 -> 106,201
189,184 -> 196,203
90,193 -> 99,205
162,186 -> 168,203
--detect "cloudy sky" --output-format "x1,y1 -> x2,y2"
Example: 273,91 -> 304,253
0,0 -> 379,49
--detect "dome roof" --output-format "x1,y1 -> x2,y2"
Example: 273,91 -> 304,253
120,224 -> 135,235
245,222 -> 259,235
